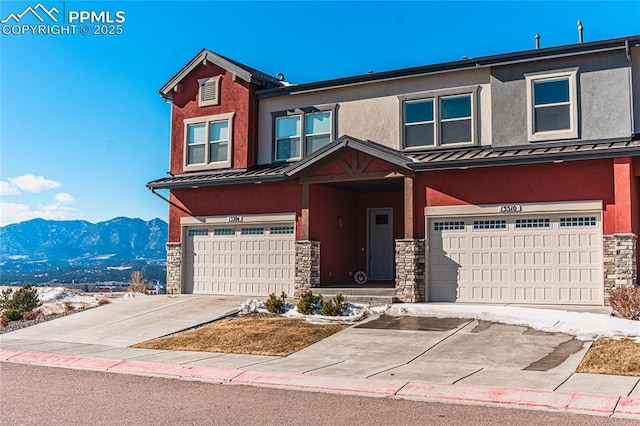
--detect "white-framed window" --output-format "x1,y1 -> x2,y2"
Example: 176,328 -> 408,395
273,107 -> 334,162
198,76 -> 221,107
183,112 -> 234,171
525,68 -> 579,142
401,86 -> 478,149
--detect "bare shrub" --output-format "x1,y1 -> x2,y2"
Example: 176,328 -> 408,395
609,286 -> 640,320
22,309 -> 41,321
128,271 -> 150,293
97,298 -> 111,306
0,317 -> 9,327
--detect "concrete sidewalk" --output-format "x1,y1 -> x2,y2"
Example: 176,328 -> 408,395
1,296 -> 639,419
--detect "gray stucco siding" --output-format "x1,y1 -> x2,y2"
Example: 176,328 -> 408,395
257,69 -> 491,164
491,51 -> 632,148
632,46 -> 640,135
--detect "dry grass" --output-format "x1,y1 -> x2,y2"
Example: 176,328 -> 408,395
133,316 -> 350,356
577,339 -> 640,376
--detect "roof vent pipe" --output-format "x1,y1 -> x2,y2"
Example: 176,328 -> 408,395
578,20 -> 584,43
535,34 -> 540,49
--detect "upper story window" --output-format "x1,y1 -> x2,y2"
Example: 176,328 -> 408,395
273,106 -> 336,162
184,112 -> 234,171
198,76 -> 221,107
400,86 -> 478,150
525,68 -> 578,142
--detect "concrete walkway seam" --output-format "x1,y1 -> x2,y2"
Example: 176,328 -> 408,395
1,349 -> 639,419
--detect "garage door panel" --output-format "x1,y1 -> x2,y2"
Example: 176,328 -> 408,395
184,223 -> 295,296
429,213 -> 602,305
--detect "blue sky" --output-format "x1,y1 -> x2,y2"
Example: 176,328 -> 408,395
1,1 -> 639,226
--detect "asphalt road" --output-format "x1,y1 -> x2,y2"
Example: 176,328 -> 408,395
1,363 -> 634,426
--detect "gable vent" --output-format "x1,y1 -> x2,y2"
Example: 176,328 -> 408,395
198,76 -> 221,107
202,81 -> 217,101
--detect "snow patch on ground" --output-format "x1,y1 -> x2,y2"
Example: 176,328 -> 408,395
372,304 -> 640,341
36,287 -> 100,315
238,299 -> 369,324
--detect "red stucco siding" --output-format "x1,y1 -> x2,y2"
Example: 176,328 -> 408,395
168,181 -> 302,242
170,64 -> 253,174
413,159 -> 617,238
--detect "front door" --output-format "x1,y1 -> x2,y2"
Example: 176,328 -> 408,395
368,208 -> 394,280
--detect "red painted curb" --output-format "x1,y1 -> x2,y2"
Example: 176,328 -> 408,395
397,382 -> 570,410
233,370 -> 405,396
616,397 -> 640,416
0,349 -> 23,360
177,365 -> 244,382
108,360 -> 184,376
565,392 -> 620,414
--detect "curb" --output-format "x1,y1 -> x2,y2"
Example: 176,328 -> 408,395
1,349 -> 638,419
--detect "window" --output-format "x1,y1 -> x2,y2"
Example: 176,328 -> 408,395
214,228 -> 235,236
188,229 -> 209,237
560,216 -> 596,227
273,107 -> 335,162
525,68 -> 578,142
183,113 -> 234,171
515,218 -> 550,229
433,221 -> 465,231
270,226 -> 294,235
241,227 -> 264,235
198,76 -> 221,107
401,86 -> 478,149
473,220 -> 506,230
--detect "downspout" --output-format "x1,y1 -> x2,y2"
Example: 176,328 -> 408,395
626,40 -> 636,136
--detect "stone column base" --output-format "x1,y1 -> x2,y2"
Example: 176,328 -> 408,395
395,238 -> 426,303
166,242 -> 182,295
294,240 -> 320,298
603,233 -> 637,303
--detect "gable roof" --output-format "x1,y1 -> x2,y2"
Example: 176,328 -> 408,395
284,135 -> 414,177
159,49 -> 284,99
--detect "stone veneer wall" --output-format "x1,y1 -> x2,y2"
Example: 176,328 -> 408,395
294,240 -> 320,298
603,233 -> 638,303
395,239 -> 426,303
166,242 -> 182,295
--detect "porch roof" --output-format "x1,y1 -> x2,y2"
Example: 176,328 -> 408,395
284,135 -> 414,177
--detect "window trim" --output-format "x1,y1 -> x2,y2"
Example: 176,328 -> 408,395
183,112 -> 234,172
399,85 -> 480,151
198,76 -> 221,107
525,68 -> 579,142
272,104 -> 337,163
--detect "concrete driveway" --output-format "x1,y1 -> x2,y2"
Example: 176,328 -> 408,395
249,314 -> 597,393
0,295 -> 245,347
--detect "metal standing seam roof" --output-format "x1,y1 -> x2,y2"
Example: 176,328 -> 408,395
147,139 -> 640,189
407,139 -> 640,170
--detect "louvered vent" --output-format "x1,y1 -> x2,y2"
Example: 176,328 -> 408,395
198,76 -> 220,107
202,81 -> 217,101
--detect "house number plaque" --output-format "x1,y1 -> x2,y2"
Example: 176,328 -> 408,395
499,205 -> 522,213
227,216 -> 243,222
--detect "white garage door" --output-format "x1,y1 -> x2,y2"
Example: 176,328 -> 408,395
428,214 -> 603,305
184,223 -> 295,296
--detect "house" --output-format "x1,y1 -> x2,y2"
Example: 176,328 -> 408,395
147,35 -> 640,306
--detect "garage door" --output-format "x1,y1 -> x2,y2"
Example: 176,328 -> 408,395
428,214 -> 603,305
184,223 -> 295,296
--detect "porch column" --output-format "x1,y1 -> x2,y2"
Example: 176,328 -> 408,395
294,240 -> 321,298
603,234 -> 637,303
301,183 -> 310,240
395,238 -> 426,302
166,242 -> 182,294
404,176 -> 414,238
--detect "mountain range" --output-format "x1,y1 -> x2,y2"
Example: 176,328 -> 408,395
0,217 -> 168,285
